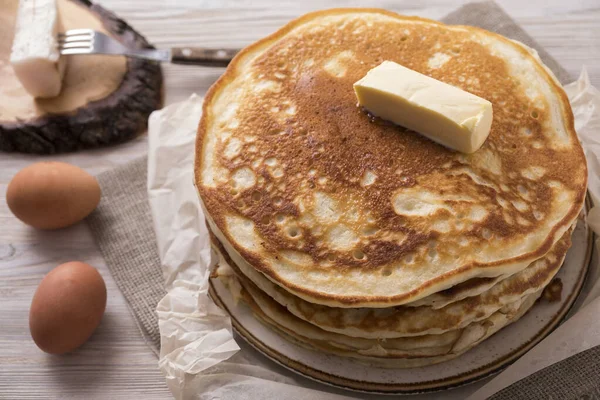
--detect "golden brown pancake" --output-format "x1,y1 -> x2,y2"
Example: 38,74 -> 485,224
195,9 -> 586,308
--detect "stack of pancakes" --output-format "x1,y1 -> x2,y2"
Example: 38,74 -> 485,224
195,9 -> 587,367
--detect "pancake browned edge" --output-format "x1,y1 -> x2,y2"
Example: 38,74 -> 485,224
195,8 -> 587,309
212,229 -> 571,339
211,234 -> 544,368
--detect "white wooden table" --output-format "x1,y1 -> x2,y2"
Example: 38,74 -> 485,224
1,1 -> 598,398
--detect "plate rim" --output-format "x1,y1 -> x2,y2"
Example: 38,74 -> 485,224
208,196 -> 594,395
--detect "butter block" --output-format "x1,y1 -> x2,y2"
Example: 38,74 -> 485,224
354,61 -> 493,153
10,0 -> 65,98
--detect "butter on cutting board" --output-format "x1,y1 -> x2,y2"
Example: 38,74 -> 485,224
10,0 -> 65,98
353,61 -> 493,154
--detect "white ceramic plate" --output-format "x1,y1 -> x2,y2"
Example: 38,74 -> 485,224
209,206 -> 592,395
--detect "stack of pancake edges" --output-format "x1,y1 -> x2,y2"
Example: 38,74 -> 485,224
194,10 -> 587,367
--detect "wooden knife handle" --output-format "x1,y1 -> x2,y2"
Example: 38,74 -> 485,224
171,47 -> 239,67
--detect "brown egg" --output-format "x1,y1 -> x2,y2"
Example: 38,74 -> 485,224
29,262 -> 107,354
6,161 -> 101,230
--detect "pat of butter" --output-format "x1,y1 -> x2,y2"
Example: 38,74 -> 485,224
353,61 -> 493,153
10,0 -> 65,98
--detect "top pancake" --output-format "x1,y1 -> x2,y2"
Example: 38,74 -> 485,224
195,9 -> 587,308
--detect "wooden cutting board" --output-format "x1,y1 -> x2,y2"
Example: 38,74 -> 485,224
0,0 -> 163,154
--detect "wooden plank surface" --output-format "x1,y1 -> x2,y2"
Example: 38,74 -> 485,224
1,0 -> 599,398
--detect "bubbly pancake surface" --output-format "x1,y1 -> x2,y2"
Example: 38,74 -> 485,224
196,9 -> 587,307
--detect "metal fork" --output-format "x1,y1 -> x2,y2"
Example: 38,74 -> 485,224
58,29 -> 239,67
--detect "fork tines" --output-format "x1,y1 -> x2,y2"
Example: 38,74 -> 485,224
57,29 -> 94,54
